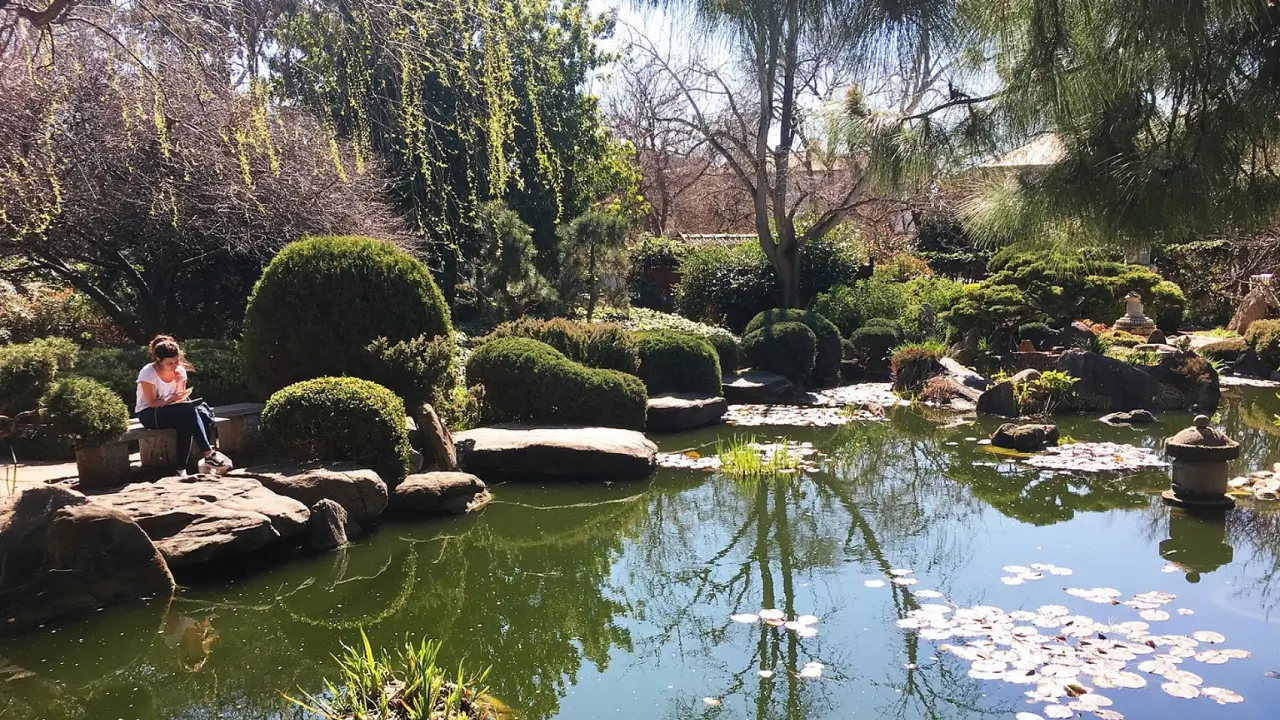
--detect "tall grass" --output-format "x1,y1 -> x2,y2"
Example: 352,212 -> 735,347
285,630 -> 504,720
716,435 -> 800,481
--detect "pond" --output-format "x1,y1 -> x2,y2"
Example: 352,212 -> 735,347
4,387 -> 1280,720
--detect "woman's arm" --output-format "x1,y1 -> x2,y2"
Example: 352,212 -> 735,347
139,380 -> 163,409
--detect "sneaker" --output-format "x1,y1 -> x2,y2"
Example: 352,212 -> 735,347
200,450 -> 233,476
176,469 -> 189,478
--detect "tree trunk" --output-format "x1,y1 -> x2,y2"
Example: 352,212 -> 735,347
586,244 -> 598,321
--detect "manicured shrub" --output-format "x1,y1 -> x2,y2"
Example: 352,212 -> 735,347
1198,337 -> 1246,362
863,317 -> 903,336
465,337 -> 647,430
241,236 -> 452,397
1148,281 -> 1187,334
742,321 -> 817,384
1245,319 -> 1280,371
0,338 -> 78,414
744,309 -> 841,384
364,334 -> 456,411
689,332 -> 739,374
632,330 -> 722,395
261,377 -> 412,483
38,376 -> 130,449
1098,329 -> 1147,350
1017,322 -> 1056,350
842,338 -> 856,360
485,318 -> 639,374
849,326 -> 900,371
890,343 -> 945,393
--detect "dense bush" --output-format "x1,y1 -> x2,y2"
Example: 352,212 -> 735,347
364,334 -> 456,412
632,330 -> 722,395
1154,240 -> 1246,329
849,326 -> 900,371
38,376 -> 130,449
899,276 -> 965,338
0,282 -> 128,347
1098,330 -> 1147,350
744,309 -> 842,384
1017,322 -> 1056,350
0,338 -> 78,414
74,339 -> 255,409
241,236 -> 452,397
874,253 -> 934,282
1148,281 -> 1187,334
1245,319 -> 1280,371
261,377 -> 412,483
485,318 -> 639,374
812,279 -> 906,337
1198,337 -> 1246,362
842,338 -> 857,360
627,235 -> 689,311
742,321 -> 817,384
689,332 -> 739,374
465,338 -> 647,430
890,343 -> 945,393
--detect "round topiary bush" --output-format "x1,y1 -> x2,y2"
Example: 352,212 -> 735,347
465,337 -> 647,430
632,330 -> 722,395
849,326 -> 899,371
260,377 -> 412,483
1245,319 -> 1280,371
862,317 -> 904,338
691,332 -> 740,374
744,309 -> 841,384
842,338 -> 857,360
1017,322 -> 1055,350
742,321 -> 817,384
241,236 -> 452,398
38,376 -> 130,449
1150,281 -> 1186,334
485,318 -> 639,374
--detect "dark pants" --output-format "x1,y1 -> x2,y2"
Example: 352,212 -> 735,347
138,402 -> 216,472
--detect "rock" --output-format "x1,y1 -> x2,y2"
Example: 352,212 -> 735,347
722,371 -> 795,404
1227,284 -> 1274,334
919,375 -> 982,408
455,426 -> 658,482
1233,349 -> 1270,378
1,486 -> 175,633
306,499 -> 348,552
236,463 -> 388,524
92,475 -> 309,568
1054,349 -> 1159,412
1018,339 -> 1036,353
976,380 -> 1018,417
1147,329 -> 1168,345
840,359 -> 863,383
404,415 -> 420,448
1132,343 -> 1179,354
409,448 -> 424,473
1149,352 -> 1222,413
646,393 -> 728,433
1100,410 -> 1158,425
991,423 -> 1060,452
415,404 -> 457,472
391,472 -> 491,516
939,358 -> 991,391
1009,368 -> 1042,386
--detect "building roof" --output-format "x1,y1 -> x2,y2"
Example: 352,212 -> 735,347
979,133 -> 1066,169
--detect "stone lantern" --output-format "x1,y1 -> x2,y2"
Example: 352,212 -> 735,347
1162,415 -> 1239,510
1158,509 -> 1233,583
1112,291 -> 1157,336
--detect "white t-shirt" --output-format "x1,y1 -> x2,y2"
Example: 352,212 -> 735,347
136,364 -> 187,414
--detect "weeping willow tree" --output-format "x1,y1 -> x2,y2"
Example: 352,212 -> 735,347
963,0 -> 1280,250
631,0 -> 995,307
274,0 -> 640,296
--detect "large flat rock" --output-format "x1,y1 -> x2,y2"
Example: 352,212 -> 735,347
455,426 -> 657,482
646,393 -> 727,433
392,472 -> 491,516
92,475 -> 309,567
723,371 -> 795,404
235,462 -> 388,524
1,486 -> 175,633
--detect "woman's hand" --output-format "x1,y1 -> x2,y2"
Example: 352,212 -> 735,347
168,388 -> 193,405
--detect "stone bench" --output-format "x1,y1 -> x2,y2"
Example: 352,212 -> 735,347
76,403 -> 265,488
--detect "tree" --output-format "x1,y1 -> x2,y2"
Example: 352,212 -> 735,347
472,201 -> 554,319
628,1 -> 992,306
964,1 -> 1280,248
557,211 -> 632,319
0,38 -> 404,343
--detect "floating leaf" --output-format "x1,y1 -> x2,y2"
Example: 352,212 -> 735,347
730,613 -> 759,624
1094,710 -> 1125,720
703,697 -> 722,706
1139,609 -> 1171,622
1192,631 -> 1225,644
864,579 -> 886,588
798,662 -> 823,679
915,589 -> 944,599
1043,705 -> 1073,719
1001,576 -> 1025,585
892,577 -> 919,586
1163,669 -> 1203,686
1004,565 -> 1031,574
757,670 -> 774,679
1176,608 -> 1194,616
1195,650 -> 1231,665
795,614 -> 819,626
1014,713 -> 1043,720
1202,687 -> 1244,704
1161,682 -> 1199,699
758,609 -> 785,622
1049,566 -> 1074,576
890,568 -> 914,576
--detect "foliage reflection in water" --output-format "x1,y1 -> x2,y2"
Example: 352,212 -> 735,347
2,390 -> 1280,719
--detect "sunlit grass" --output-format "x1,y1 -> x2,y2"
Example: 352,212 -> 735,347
716,435 -> 801,482
285,630 -> 506,720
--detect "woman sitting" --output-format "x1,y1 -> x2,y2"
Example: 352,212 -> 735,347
136,335 -> 233,476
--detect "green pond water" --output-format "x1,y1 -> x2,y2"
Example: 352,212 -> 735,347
4,386 -> 1280,720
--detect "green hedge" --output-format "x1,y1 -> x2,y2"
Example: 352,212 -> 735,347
632,330 -> 722,395
0,338 -> 77,414
74,339 -> 254,409
687,332 -> 739,374
260,377 -> 412,483
1245,319 -> 1280,371
485,318 -> 639,374
744,309 -> 841,384
241,236 -> 452,398
465,337 -> 647,430
742,321 -> 816,384
849,326 -> 899,370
